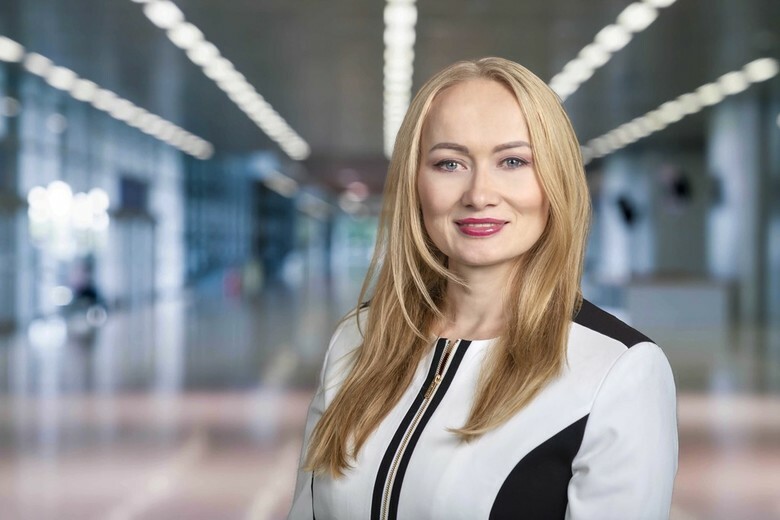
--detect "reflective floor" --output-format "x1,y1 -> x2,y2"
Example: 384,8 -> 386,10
0,274 -> 779,519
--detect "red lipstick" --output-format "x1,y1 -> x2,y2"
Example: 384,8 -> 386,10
455,218 -> 507,237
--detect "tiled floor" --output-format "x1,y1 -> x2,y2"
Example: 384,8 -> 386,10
0,277 -> 778,519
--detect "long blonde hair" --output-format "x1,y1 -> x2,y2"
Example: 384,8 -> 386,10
305,57 -> 591,477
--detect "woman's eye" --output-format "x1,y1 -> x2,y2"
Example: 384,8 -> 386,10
435,160 -> 460,172
503,157 -> 528,168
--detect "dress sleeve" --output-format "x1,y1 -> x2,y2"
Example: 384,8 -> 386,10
566,342 -> 678,520
287,320 -> 351,520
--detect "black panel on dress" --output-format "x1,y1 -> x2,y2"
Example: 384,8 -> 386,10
489,414 -> 589,520
370,338 -> 449,519
387,340 -> 473,519
574,299 -> 651,348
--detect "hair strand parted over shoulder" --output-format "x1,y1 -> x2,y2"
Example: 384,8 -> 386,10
304,57 -> 591,477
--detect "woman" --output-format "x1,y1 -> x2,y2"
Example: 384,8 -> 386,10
289,57 -> 677,519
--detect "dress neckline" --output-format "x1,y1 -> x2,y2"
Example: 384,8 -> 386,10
437,336 -> 497,345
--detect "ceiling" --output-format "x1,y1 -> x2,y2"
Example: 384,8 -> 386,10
1,0 -> 778,194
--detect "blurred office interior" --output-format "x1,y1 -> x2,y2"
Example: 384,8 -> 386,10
0,0 -> 778,518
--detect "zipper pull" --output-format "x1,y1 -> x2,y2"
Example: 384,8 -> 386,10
424,339 -> 454,400
424,374 -> 441,399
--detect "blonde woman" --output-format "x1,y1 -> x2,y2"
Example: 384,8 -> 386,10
289,57 -> 677,519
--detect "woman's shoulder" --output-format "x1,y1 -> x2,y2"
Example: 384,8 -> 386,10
318,305 -> 369,389
329,307 -> 367,355
568,298 -> 672,382
568,298 -> 674,396
572,299 -> 653,349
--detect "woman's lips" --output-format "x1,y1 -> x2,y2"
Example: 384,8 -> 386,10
455,218 -> 507,237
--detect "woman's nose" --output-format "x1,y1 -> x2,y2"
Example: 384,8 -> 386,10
460,167 -> 500,209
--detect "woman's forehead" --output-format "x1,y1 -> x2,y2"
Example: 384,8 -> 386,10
422,79 -> 529,147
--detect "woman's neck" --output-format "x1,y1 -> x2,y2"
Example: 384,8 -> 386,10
436,262 -> 513,341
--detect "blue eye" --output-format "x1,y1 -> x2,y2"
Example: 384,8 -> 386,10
435,160 -> 460,172
503,157 -> 528,168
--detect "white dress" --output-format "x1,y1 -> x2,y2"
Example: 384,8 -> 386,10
288,299 -> 678,519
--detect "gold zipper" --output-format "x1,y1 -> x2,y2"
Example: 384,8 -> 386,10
424,339 -> 457,399
380,339 -> 460,520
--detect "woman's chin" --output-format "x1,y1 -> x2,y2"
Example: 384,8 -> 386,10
448,255 -> 518,271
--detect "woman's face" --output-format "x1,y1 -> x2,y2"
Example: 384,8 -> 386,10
417,78 -> 549,273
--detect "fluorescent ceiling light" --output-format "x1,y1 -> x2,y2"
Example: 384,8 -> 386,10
384,2 -> 417,25
676,92 -> 702,115
204,57 -> 235,80
624,121 -> 645,141
132,0 -> 308,160
170,132 -> 187,148
143,0 -> 184,30
583,56 -> 776,165
384,27 -> 416,48
646,109 -> 668,131
383,0 -> 417,157
578,43 -> 610,68
167,22 -> 203,49
617,3 -> 658,32
612,127 -> 631,145
70,79 -> 98,101
5,31 -> 212,159
550,1 -> 675,101
696,83 -> 724,106
645,0 -> 676,7
109,99 -> 137,121
139,113 -> 161,131
23,52 -> 53,76
634,116 -> 653,136
216,75 -> 247,93
563,59 -> 595,83
0,36 -> 24,62
605,132 -> 622,149
92,89 -> 119,111
580,145 -> 593,161
228,90 -> 255,106
187,41 -> 219,66
127,110 -> 146,127
248,103 -> 272,117
718,71 -> 749,95
224,80 -> 253,96
550,82 -> 575,99
743,57 -> 779,83
658,100 -> 684,123
595,25 -> 631,52
215,69 -> 244,85
384,46 -> 414,62
384,76 -> 413,90
46,66 -> 78,91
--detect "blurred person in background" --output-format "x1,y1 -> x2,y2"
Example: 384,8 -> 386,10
67,253 -> 108,342
289,57 -> 678,519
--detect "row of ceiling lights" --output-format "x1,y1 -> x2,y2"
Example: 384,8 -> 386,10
381,0 -> 676,157
132,0 -> 310,161
4,3 -> 773,177
550,0 -> 677,101
383,0 -> 417,158
581,57 -> 779,164
0,35 -> 213,160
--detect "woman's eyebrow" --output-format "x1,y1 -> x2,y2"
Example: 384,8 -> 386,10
428,141 -> 532,154
493,140 -> 532,152
429,142 -> 469,154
